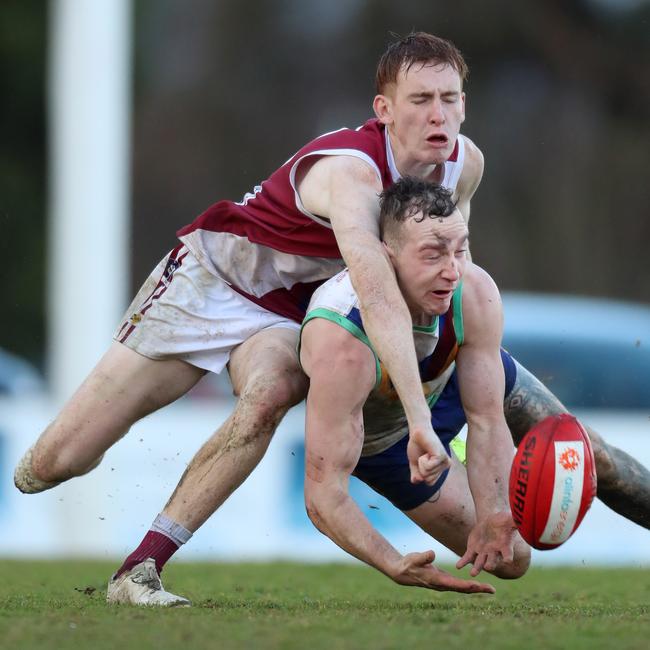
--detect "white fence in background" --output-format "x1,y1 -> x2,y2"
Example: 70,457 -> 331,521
1,395 -> 648,567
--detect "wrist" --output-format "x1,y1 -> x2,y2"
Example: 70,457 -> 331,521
476,509 -> 515,526
404,400 -> 434,427
383,552 -> 405,582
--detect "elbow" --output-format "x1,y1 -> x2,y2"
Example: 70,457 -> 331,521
304,489 -> 328,533
304,483 -> 345,533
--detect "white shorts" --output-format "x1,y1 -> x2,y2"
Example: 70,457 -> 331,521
114,244 -> 300,374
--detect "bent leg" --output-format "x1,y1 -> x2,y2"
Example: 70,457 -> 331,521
162,326 -> 308,531
405,455 -> 530,579
505,359 -> 650,530
15,342 -> 205,491
582,425 -> 650,529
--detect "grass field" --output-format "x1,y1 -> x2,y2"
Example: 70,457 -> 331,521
1,560 -> 648,650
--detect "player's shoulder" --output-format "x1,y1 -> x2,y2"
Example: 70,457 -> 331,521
294,119 -> 385,182
460,135 -> 484,174
457,135 -> 484,194
304,118 -> 383,152
461,263 -> 502,323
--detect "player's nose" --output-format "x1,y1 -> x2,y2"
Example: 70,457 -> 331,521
441,255 -> 460,280
429,98 -> 445,124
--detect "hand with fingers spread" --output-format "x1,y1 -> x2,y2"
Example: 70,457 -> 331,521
391,550 -> 495,594
456,511 -> 518,577
407,426 -> 450,486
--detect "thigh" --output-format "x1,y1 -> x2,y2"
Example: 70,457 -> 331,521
403,454 -> 477,557
504,359 -> 569,445
228,326 -> 307,402
37,342 -> 205,461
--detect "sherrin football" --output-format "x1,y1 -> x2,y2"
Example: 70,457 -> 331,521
509,414 -> 597,550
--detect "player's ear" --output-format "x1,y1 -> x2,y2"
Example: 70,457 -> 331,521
373,93 -> 393,125
383,240 -> 396,261
460,91 -> 466,124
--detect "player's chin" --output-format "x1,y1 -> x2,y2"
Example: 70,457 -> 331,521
424,151 -> 451,167
424,140 -> 453,162
426,293 -> 453,314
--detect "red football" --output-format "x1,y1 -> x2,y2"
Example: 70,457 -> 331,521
509,414 -> 597,550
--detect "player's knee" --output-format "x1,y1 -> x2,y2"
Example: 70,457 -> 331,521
271,363 -> 309,408
26,440 -> 104,486
237,368 -> 307,428
28,441 -> 66,483
14,445 -> 60,494
493,544 -> 531,580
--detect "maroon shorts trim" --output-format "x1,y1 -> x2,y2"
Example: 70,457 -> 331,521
116,244 -> 189,344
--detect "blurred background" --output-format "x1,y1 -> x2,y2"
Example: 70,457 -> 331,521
0,0 -> 648,565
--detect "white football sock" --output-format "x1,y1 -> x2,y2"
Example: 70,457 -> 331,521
150,513 -> 193,546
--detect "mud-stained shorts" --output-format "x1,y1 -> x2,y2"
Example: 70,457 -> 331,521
114,244 -> 300,374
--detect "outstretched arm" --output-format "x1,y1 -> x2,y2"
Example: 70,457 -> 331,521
297,155 -> 448,486
300,317 -> 495,594
454,265 -> 523,576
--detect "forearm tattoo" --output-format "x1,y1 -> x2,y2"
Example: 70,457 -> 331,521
503,360 -> 568,445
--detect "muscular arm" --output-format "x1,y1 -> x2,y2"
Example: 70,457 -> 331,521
301,319 -> 390,570
300,318 -> 495,594
454,265 -> 519,574
297,155 -> 448,484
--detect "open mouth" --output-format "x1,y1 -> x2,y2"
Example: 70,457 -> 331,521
432,289 -> 453,298
427,134 -> 449,146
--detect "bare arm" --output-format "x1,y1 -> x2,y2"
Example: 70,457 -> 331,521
297,155 -> 448,485
300,317 -> 495,594
455,138 -> 484,262
455,137 -> 484,226
453,265 -> 519,576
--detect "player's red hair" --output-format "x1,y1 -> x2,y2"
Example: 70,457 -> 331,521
375,32 -> 468,93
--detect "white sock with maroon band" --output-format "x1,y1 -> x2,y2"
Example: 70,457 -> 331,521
151,513 -> 193,546
114,513 -> 192,578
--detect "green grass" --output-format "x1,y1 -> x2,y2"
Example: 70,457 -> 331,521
1,561 -> 649,650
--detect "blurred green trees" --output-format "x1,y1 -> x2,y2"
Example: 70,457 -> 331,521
0,1 -> 46,366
